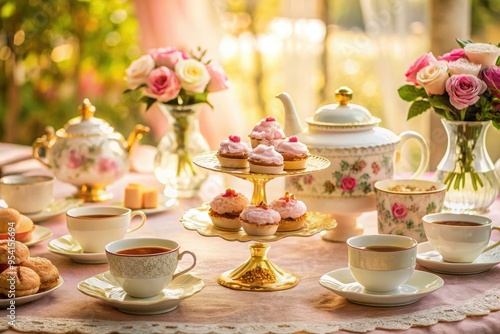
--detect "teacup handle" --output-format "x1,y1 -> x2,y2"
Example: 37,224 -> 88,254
483,226 -> 500,253
396,131 -> 430,179
173,251 -> 197,279
126,210 -> 147,233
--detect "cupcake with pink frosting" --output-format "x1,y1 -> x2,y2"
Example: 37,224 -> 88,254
217,135 -> 251,168
270,192 -> 308,231
249,116 -> 286,148
248,144 -> 284,174
239,202 -> 280,236
209,189 -> 249,231
274,136 -> 309,170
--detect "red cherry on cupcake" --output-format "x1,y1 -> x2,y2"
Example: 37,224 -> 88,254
289,136 -> 298,142
222,188 -> 238,197
229,135 -> 241,143
265,116 -> 276,122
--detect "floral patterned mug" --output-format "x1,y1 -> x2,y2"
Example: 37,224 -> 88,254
374,179 -> 446,242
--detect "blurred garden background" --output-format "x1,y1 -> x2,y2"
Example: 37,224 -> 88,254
1,0 -> 499,168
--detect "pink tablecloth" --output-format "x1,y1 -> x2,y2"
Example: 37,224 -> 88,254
2,144 -> 500,334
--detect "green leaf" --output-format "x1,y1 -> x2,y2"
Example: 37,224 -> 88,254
398,85 -> 426,102
456,38 -> 474,48
407,100 -> 431,120
140,96 -> 157,111
429,95 -> 455,112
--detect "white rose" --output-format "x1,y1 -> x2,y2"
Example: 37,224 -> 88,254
125,55 -> 155,89
416,61 -> 449,95
464,43 -> 500,67
175,59 -> 210,93
448,58 -> 481,76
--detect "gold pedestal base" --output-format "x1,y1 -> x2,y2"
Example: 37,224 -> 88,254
217,243 -> 299,291
75,185 -> 113,202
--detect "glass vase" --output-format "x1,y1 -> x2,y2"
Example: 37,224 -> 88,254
433,119 -> 499,213
154,103 -> 210,198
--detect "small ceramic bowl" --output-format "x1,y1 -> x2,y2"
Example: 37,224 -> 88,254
374,179 -> 446,242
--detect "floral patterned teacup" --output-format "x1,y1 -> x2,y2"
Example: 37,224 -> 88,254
374,179 -> 446,242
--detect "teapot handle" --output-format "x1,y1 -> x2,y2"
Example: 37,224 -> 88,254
32,127 -> 55,168
396,131 -> 429,179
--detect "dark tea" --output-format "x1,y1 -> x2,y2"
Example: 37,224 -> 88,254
116,246 -> 171,255
434,221 -> 482,227
364,245 -> 408,252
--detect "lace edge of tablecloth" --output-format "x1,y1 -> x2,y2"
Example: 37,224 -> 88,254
3,286 -> 500,334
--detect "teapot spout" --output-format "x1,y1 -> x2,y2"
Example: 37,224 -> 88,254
276,92 -> 303,137
126,124 -> 150,154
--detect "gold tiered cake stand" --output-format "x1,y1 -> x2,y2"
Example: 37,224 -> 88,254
181,152 -> 336,291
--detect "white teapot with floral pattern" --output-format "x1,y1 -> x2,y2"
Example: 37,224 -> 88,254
33,99 -> 149,202
277,87 -> 429,242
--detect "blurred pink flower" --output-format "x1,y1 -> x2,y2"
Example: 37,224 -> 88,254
145,66 -> 182,103
446,74 -> 487,110
340,177 -> 356,191
206,62 -> 230,92
437,48 -> 467,62
67,149 -> 86,169
405,52 -> 437,85
97,158 -> 119,176
391,203 -> 408,219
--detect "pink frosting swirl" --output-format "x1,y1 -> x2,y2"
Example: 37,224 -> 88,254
250,117 -> 285,140
239,205 -> 280,225
270,196 -> 307,219
248,145 -> 284,165
210,190 -> 249,214
218,136 -> 251,155
274,136 -> 308,156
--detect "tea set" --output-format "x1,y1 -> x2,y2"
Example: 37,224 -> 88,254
1,92 -> 500,313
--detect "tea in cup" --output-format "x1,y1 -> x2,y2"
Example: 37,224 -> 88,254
347,234 -> 417,292
66,206 -> 146,253
375,179 -> 446,242
422,213 -> 500,263
105,238 -> 197,298
0,175 -> 55,214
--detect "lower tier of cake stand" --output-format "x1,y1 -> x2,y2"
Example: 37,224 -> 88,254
217,242 -> 299,291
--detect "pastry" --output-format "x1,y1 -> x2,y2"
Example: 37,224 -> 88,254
270,192 -> 308,231
0,208 -> 21,233
239,202 -> 280,236
0,266 -> 40,297
0,240 -> 30,265
217,135 -> 251,168
209,189 -> 249,231
274,136 -> 309,170
248,144 -> 284,174
249,116 -> 286,148
21,257 -> 60,291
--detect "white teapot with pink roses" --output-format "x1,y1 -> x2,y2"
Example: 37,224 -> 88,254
33,99 -> 149,202
277,87 -> 430,242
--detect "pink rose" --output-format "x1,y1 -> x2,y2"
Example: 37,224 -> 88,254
391,203 -> 407,219
340,177 -> 356,191
405,52 -> 437,85
437,48 -> 467,62
148,47 -> 190,69
481,66 -> 500,99
67,149 -> 86,169
206,62 -> 230,92
446,74 -> 487,110
97,158 -> 119,176
125,54 -> 155,89
145,66 -> 182,102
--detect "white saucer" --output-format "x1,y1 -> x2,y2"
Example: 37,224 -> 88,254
115,196 -> 178,216
319,268 -> 444,307
417,241 -> 500,275
77,271 -> 205,315
25,198 -> 84,222
47,235 -> 107,264
0,277 -> 63,307
24,226 -> 53,247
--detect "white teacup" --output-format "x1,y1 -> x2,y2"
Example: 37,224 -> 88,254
422,213 -> 500,263
347,234 -> 417,292
105,238 -> 197,298
0,175 -> 55,214
66,206 -> 146,253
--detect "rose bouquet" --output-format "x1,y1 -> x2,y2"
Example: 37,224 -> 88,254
124,46 -> 230,110
398,39 -> 500,193
124,47 -> 230,196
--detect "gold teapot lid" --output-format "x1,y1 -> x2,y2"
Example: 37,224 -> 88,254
61,99 -> 114,136
309,86 -> 380,127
